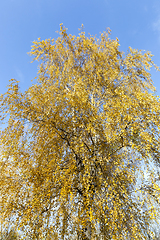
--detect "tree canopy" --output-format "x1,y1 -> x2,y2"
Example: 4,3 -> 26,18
0,25 -> 160,239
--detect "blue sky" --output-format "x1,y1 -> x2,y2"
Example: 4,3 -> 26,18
1,0 -> 160,95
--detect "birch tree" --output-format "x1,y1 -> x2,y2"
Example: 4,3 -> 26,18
0,25 -> 160,239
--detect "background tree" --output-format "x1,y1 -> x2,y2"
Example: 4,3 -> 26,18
0,25 -> 160,239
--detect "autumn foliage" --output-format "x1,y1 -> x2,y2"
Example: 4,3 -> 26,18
0,25 -> 160,239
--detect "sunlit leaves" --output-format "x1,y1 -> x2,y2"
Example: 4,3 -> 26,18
0,25 -> 160,239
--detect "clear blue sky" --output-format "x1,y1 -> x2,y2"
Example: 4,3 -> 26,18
1,0 -> 160,95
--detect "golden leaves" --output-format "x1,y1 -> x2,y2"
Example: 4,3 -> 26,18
0,25 -> 160,239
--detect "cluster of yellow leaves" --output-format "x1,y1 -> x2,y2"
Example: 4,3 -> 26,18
0,25 -> 160,239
